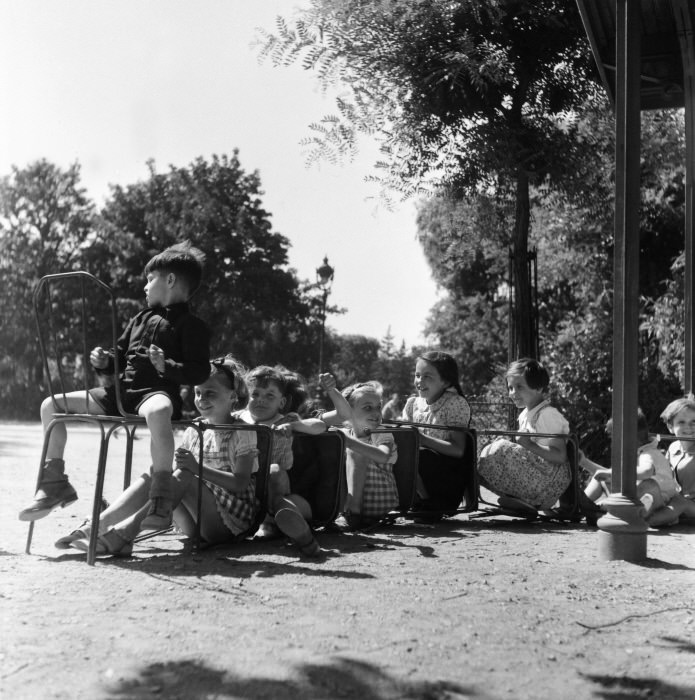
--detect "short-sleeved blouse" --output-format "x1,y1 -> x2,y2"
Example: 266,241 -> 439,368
401,387 -> 470,441
233,409 -> 298,471
518,400 -> 569,447
181,422 -> 259,473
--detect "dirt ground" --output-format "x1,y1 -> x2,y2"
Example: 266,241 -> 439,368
1,421 -> 694,700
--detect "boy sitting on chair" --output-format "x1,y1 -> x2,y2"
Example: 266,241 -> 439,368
19,241 -> 211,531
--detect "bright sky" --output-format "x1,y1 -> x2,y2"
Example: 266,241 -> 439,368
0,0 -> 440,348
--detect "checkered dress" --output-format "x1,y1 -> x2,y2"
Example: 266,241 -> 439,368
180,425 -> 259,536
343,429 -> 399,517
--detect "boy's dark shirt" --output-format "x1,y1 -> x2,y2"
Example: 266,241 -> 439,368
100,302 -> 210,397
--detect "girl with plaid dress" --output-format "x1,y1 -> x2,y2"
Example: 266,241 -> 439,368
320,374 -> 399,531
59,356 -> 259,556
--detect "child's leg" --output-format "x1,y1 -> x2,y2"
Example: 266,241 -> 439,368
584,476 -> 606,503
274,494 -> 320,556
19,391 -> 104,521
343,448 -> 368,514
268,465 -> 291,514
255,466 -> 291,540
138,395 -> 175,529
55,473 -> 151,547
637,478 -> 664,518
174,471 -> 232,545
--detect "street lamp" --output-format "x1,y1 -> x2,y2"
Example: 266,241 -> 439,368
316,256 -> 334,376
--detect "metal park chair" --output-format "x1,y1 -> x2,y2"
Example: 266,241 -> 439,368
473,429 -> 583,523
381,419 -> 479,516
290,430 -> 347,526
25,271 -> 252,564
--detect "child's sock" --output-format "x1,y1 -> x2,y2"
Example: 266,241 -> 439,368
141,471 -> 173,530
18,458 -> 78,521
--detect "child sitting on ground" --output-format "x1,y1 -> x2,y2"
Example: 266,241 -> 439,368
662,396 -> 695,502
55,356 -> 258,556
401,351 -> 471,517
320,373 -> 399,532
235,365 -> 326,556
581,405 -> 695,527
20,241 -> 210,532
477,358 -> 571,515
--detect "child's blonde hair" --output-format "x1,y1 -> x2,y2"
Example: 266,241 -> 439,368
342,381 -> 384,405
660,395 -> 695,427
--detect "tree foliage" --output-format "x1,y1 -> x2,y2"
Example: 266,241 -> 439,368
258,0 -> 603,356
0,160 -> 97,414
88,153 -> 319,374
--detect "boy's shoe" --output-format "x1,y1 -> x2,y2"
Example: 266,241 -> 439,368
274,508 -> 321,557
18,460 -> 78,522
140,497 -> 173,531
254,516 -> 282,541
333,511 -> 363,532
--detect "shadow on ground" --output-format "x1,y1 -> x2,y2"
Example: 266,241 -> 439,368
584,673 -> 695,700
103,657 -> 487,700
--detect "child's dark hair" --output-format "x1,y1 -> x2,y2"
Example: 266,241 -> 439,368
209,354 -> 248,408
145,240 -> 205,297
245,364 -> 309,414
417,351 -> 464,396
660,395 -> 695,426
506,358 -> 549,392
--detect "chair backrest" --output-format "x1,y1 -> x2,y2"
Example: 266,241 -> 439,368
382,419 -> 478,512
34,271 -> 123,415
368,427 -> 420,511
290,431 -> 346,525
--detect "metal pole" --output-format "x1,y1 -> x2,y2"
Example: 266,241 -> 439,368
598,0 -> 647,562
318,288 -> 327,376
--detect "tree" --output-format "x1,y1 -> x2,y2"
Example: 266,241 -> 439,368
89,153 -> 318,374
0,160 -> 97,416
258,0 -> 601,357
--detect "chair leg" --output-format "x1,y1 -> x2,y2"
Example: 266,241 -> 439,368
25,420 -> 60,554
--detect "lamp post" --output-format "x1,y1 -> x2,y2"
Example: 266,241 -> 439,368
316,255 -> 334,376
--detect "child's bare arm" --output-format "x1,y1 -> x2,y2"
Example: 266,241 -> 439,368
418,430 -> 466,458
176,447 -> 254,492
342,433 -> 392,462
636,453 -> 656,480
517,434 -> 567,463
319,373 -> 353,424
282,418 -> 328,435
90,347 -> 110,369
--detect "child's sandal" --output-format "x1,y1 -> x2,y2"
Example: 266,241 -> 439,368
71,528 -> 133,557
55,519 -> 91,549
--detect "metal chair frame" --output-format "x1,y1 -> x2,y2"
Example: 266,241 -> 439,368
25,271 -> 228,564
289,430 -> 347,526
381,419 -> 479,514
474,429 -> 582,521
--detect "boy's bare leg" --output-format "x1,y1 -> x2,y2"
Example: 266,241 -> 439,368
19,392 -> 102,521
138,394 -> 175,530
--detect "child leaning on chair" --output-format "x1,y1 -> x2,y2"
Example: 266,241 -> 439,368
19,241 -> 211,532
